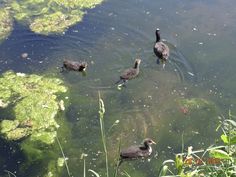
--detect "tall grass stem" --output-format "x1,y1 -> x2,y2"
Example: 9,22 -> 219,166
56,136 -> 71,177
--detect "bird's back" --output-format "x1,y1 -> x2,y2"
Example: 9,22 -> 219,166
120,68 -> 139,80
120,145 -> 145,159
154,42 -> 169,60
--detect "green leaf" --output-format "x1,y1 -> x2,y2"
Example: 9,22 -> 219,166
230,135 -> 236,144
221,134 -> 229,144
209,149 -> 231,159
175,155 -> 184,174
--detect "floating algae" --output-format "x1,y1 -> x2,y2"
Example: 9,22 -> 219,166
0,8 -> 13,42
0,71 -> 69,176
0,71 -> 67,143
0,0 -> 105,38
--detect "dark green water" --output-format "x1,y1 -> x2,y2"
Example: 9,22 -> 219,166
1,0 -> 236,176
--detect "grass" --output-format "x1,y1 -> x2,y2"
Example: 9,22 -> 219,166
158,110 -> 236,177
56,136 -> 71,177
98,92 -> 109,177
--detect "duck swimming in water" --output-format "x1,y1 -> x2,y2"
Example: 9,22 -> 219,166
153,28 -> 170,68
120,138 -> 156,160
61,60 -> 88,72
115,59 -> 141,86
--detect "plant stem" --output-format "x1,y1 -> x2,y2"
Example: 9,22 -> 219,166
4,170 -> 16,177
56,136 -> 71,177
83,158 -> 86,177
114,139 -> 121,177
98,92 -> 109,177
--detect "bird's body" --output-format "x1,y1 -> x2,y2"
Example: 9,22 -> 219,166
120,138 -> 156,160
153,28 -> 170,66
116,59 -> 141,85
61,60 -> 87,72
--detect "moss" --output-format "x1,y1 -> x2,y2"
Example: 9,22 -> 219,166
0,8 -> 13,42
0,71 -> 67,144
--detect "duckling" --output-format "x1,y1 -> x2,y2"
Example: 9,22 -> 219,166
61,60 -> 88,72
153,28 -> 170,68
120,138 -> 156,160
115,59 -> 141,85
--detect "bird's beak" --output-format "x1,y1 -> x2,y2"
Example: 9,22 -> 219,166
152,140 -> 156,145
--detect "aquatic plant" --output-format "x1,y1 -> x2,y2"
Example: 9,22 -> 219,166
0,8 -> 13,42
178,98 -> 214,110
158,110 -> 236,177
0,0 -> 104,38
98,92 -> 109,177
0,71 -> 69,176
0,71 -> 67,143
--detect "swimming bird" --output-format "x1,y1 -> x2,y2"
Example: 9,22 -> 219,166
115,59 -> 141,86
120,138 -> 156,160
153,28 -> 170,68
61,60 -> 88,72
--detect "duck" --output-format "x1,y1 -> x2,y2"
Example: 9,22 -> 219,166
115,59 -> 141,85
120,138 -> 156,160
153,28 -> 170,67
61,60 -> 88,72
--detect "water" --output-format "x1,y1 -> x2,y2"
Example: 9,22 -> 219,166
1,0 -> 236,176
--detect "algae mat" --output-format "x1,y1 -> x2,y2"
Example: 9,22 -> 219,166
0,0 -> 104,42
0,71 -> 67,144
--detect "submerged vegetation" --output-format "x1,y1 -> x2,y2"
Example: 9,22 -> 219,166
0,0 -> 104,40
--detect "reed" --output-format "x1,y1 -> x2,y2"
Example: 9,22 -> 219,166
98,92 -> 109,177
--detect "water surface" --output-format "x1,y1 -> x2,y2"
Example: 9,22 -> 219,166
1,0 -> 236,176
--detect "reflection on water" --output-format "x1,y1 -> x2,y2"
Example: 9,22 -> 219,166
1,0 -> 236,176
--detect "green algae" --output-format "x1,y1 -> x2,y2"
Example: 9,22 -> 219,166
0,0 -> 105,37
0,8 -> 13,42
30,11 -> 84,34
0,71 -> 67,144
178,98 -> 215,110
0,71 -> 70,176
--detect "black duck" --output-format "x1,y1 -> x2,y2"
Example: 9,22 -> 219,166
120,138 -> 156,160
153,28 -> 170,67
116,59 -> 141,85
61,60 -> 88,72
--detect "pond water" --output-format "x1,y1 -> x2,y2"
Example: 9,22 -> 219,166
1,0 -> 236,176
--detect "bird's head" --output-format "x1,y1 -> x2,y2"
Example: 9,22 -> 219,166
143,138 -> 156,146
135,58 -> 142,64
79,61 -> 88,71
